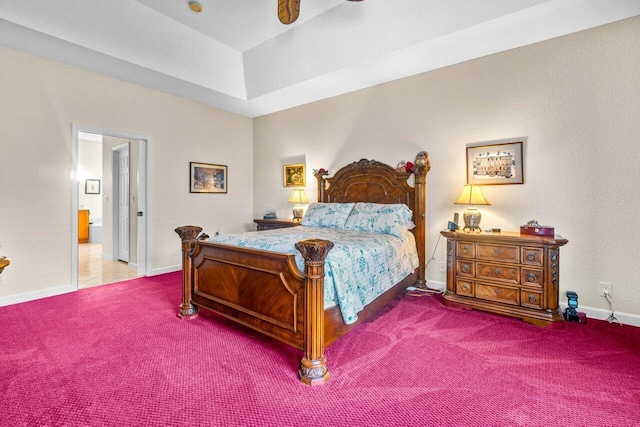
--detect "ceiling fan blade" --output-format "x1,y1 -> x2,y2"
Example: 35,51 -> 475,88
278,0 -> 300,25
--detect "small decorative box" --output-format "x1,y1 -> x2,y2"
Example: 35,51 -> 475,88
520,220 -> 554,236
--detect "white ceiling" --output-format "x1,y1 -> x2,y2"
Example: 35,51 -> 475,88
1,0 -> 639,118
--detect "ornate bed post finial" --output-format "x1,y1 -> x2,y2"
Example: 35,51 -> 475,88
295,239 -> 334,385
175,226 -> 203,319
413,151 -> 431,177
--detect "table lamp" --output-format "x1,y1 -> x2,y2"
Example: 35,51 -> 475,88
287,189 -> 309,221
455,184 -> 490,232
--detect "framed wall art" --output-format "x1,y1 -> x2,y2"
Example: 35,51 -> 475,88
283,163 -> 305,187
190,162 -> 227,193
85,179 -> 101,194
466,139 -> 524,185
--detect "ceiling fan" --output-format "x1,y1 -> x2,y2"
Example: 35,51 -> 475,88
278,0 -> 363,25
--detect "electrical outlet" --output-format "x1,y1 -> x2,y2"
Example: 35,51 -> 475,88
439,262 -> 446,273
0,274 -> 5,286
598,282 -> 612,297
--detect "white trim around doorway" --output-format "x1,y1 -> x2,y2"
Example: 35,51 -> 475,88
72,124 -> 152,290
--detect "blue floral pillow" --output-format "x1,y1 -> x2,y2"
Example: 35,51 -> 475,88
301,203 -> 355,229
343,202 -> 414,238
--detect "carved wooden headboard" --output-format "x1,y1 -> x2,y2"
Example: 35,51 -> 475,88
313,157 -> 430,286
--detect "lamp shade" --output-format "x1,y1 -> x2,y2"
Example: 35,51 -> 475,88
287,189 -> 309,204
455,184 -> 490,206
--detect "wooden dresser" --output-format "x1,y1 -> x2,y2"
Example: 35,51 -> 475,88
440,230 -> 568,326
253,218 -> 301,231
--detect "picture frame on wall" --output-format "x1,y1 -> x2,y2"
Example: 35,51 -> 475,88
190,162 -> 228,193
283,163 -> 305,187
466,139 -> 524,185
85,179 -> 101,194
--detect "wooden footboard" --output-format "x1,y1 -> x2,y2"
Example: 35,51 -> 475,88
175,226 -> 334,385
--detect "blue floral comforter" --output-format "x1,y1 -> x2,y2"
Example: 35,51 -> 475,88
210,226 -> 419,324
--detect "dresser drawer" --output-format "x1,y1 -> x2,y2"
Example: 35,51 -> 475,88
457,242 -> 475,258
456,260 -> 475,276
476,282 -> 519,306
477,244 -> 520,263
521,290 -> 543,310
521,268 -> 543,288
456,279 -> 474,297
522,247 -> 544,266
476,262 -> 519,284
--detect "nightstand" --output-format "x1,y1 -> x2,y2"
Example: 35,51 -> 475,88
253,219 -> 301,231
440,230 -> 568,327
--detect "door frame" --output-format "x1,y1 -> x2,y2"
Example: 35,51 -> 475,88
71,124 -> 151,289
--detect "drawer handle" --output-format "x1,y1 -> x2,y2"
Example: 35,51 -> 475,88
494,268 -> 500,275
494,288 -> 499,295
527,252 -> 536,261
462,265 -> 470,273
529,294 -> 538,303
462,246 -> 469,253
494,248 -> 500,254
527,273 -> 537,282
462,284 -> 468,291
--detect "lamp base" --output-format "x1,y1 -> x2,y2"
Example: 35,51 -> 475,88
462,208 -> 482,232
292,206 -> 303,222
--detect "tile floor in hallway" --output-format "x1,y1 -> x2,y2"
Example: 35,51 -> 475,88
78,243 -> 140,289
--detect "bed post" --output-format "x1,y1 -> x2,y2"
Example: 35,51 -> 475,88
413,155 -> 431,288
295,239 -> 334,386
175,226 -> 203,319
314,170 -> 330,201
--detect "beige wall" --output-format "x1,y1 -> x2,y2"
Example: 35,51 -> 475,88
1,17 -> 638,324
254,17 -> 640,322
0,46 -> 253,304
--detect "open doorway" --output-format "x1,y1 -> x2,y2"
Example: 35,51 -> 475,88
72,125 -> 149,290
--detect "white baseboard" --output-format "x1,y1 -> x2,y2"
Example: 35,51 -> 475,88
426,279 -> 446,292
0,265 -> 181,308
0,284 -> 76,308
427,280 -> 640,328
558,303 -> 640,328
150,264 -> 181,276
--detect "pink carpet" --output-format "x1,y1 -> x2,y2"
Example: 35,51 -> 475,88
1,272 -> 639,426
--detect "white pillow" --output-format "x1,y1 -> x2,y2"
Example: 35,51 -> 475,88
301,203 -> 355,229
343,202 -> 414,238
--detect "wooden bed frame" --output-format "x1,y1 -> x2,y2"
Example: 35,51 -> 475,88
175,155 -> 430,385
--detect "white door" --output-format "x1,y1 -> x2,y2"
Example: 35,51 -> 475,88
117,145 -> 130,262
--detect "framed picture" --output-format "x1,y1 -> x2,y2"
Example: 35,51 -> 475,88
283,163 -> 305,187
85,179 -> 101,194
190,162 -> 228,193
466,140 -> 524,185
